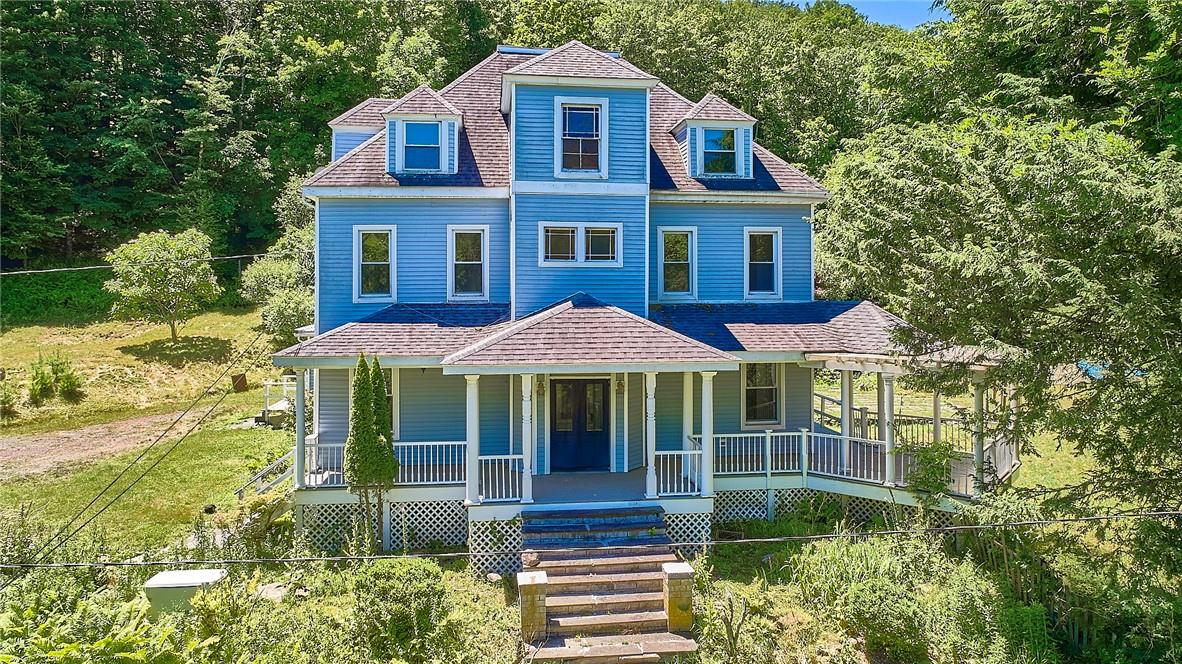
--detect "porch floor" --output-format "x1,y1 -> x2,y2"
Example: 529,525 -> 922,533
532,469 -> 648,503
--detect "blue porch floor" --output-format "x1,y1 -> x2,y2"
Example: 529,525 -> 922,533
532,469 -> 648,503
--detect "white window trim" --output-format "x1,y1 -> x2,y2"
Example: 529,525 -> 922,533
691,122 -> 750,179
740,362 -> 786,430
553,96 -> 610,180
743,226 -> 782,301
352,225 -> 397,304
657,226 -> 697,302
396,119 -> 450,174
537,221 -> 623,268
446,224 -> 490,303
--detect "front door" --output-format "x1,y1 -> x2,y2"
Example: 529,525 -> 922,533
550,379 -> 610,472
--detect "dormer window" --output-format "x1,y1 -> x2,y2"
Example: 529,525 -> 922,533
403,122 -> 441,171
554,96 -> 609,178
703,129 -> 736,174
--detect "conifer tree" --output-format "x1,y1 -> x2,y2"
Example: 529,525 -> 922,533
343,354 -> 380,548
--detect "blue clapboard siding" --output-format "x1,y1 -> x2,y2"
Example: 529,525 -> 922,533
333,130 -> 377,160
395,369 -> 509,455
513,85 -> 647,183
386,120 -> 397,172
513,193 -> 647,316
742,128 -> 752,178
316,198 -> 510,333
649,203 -> 813,304
316,369 -> 351,444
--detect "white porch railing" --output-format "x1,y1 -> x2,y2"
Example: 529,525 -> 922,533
712,433 -> 767,475
478,454 -> 523,502
807,432 -> 887,483
392,441 -> 466,485
655,437 -> 703,496
304,435 -> 345,488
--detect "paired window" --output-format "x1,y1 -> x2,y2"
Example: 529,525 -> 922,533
447,226 -> 488,301
745,228 -> 781,299
554,97 -> 608,178
703,128 -> 737,174
659,228 -> 696,299
540,223 -> 622,266
403,121 -> 441,171
743,363 -> 780,426
354,226 -> 396,302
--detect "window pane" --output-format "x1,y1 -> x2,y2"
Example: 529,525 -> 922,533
555,383 -> 574,432
563,106 -> 599,138
745,387 -> 778,422
663,232 -> 689,262
749,262 -> 774,293
746,364 -> 777,388
562,137 -> 599,171
454,232 -> 482,262
544,227 -> 576,261
361,263 -> 390,295
748,233 -> 774,262
361,231 -> 389,262
704,151 -> 736,174
454,263 -> 483,295
404,146 -> 440,170
405,122 -> 439,146
585,383 -> 604,432
664,263 -> 689,293
585,228 -> 616,261
704,129 -> 735,151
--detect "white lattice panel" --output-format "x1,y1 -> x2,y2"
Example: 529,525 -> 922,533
774,488 -> 817,518
468,518 -> 522,575
388,500 -> 467,549
712,490 -> 767,523
300,501 -> 368,552
664,512 -> 711,547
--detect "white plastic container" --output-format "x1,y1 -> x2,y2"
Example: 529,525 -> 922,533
143,568 -> 227,616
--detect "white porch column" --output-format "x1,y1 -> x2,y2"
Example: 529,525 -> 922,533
700,371 -> 715,497
972,380 -> 985,496
465,375 -> 481,505
932,390 -> 942,445
839,369 -> 853,470
882,374 -> 896,485
293,371 -> 306,489
644,372 -> 658,498
520,374 -> 535,504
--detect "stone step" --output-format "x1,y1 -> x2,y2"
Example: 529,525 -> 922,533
534,552 -> 679,576
545,591 -> 665,618
522,509 -> 665,530
524,539 -> 673,560
546,571 -> 665,595
522,505 -> 664,522
528,632 -> 697,664
521,535 -> 673,552
522,520 -> 667,538
548,610 -> 668,636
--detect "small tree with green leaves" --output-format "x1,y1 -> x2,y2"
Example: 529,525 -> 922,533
344,354 -> 397,550
103,228 -> 222,341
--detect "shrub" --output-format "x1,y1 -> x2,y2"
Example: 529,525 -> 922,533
26,357 -> 55,405
47,353 -> 84,402
0,270 -> 115,328
841,578 -> 927,662
352,558 -> 448,658
259,286 -> 312,346
0,380 -> 18,419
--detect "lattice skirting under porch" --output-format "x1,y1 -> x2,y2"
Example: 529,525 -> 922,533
664,512 -> 711,548
387,500 -> 468,550
713,489 -> 768,523
774,488 -> 818,518
297,500 -> 377,552
467,518 -> 523,575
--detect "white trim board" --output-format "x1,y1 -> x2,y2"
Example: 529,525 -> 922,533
303,186 -> 509,199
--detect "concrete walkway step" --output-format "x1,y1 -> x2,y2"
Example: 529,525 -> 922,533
521,535 -> 673,552
528,631 -> 698,663
535,552 -> 679,576
546,571 -> 665,594
546,591 -> 665,617
549,610 -> 668,636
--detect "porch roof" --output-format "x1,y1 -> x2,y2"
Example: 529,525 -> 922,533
440,293 -> 740,374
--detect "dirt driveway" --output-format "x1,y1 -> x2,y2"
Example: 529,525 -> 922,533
0,409 -> 216,480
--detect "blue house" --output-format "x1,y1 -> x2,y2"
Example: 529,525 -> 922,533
268,43 -> 1018,650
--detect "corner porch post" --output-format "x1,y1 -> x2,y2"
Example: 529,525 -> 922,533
521,374 -> 535,503
932,390 -> 942,445
293,371 -> 306,489
700,371 -> 715,497
465,375 -> 481,505
644,372 -> 658,499
972,379 -> 985,497
839,369 -> 853,471
882,374 -> 896,485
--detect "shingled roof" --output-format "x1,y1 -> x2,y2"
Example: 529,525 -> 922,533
380,85 -> 462,116
442,294 -> 738,368
680,93 -> 756,123
504,40 -> 656,80
328,97 -> 398,127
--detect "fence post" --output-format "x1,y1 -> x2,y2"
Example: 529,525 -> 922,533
764,429 -> 774,520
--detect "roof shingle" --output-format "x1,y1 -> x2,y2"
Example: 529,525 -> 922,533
328,97 -> 398,128
505,40 -> 656,80
380,85 -> 462,116
274,304 -> 511,358
681,93 -> 756,123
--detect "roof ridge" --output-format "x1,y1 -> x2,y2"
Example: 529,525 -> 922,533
602,303 -> 738,361
506,40 -> 656,79
441,300 -> 576,364
303,129 -> 387,186
681,92 -> 756,123
381,84 -> 462,115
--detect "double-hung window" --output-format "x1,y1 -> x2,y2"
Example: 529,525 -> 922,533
354,226 -> 396,302
744,228 -> 781,299
659,228 -> 695,299
555,97 -> 608,178
540,222 -> 622,266
743,363 -> 780,427
403,121 -> 441,170
703,128 -> 737,175
447,225 -> 488,301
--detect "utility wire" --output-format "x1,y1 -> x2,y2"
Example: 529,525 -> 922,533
0,251 -> 312,276
3,511 -> 1178,571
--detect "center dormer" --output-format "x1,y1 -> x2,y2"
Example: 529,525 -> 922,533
383,85 -> 462,175
500,42 -> 657,185
673,93 -> 756,180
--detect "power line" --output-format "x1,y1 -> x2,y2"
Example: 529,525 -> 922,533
3,511 -> 1177,571
0,251 -> 312,276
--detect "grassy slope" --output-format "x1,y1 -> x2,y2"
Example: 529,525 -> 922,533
0,307 -> 279,435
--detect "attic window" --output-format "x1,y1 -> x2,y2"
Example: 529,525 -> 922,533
403,122 -> 441,170
562,105 -> 600,170
703,128 -> 736,174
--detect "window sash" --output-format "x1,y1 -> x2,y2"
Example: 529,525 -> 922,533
746,231 -> 778,295
450,229 -> 485,297
661,231 -> 692,295
544,227 -> 577,261
403,122 -> 441,170
561,105 -> 601,171
584,228 -> 616,261
703,128 -> 737,174
358,230 -> 392,297
743,363 -> 780,424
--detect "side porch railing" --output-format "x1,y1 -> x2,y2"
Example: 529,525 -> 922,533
301,439 -> 469,489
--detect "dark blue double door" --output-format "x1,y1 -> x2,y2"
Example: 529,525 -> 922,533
550,379 -> 610,472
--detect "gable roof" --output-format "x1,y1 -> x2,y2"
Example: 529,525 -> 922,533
505,40 -> 656,80
681,93 -> 756,123
380,85 -> 462,116
328,97 -> 398,128
442,293 -> 737,368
